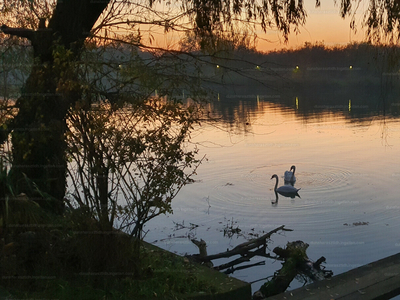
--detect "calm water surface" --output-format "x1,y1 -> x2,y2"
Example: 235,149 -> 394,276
145,96 -> 400,292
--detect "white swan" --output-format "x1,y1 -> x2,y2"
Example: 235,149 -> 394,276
271,174 -> 300,198
284,165 -> 296,183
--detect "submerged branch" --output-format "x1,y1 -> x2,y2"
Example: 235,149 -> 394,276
189,225 -> 292,262
189,226 -> 332,299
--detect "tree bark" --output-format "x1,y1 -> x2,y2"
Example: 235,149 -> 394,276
1,0 -> 110,212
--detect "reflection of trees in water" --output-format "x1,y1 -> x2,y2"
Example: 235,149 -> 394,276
207,82 -> 400,126
203,76 -> 400,149
201,43 -> 400,129
207,97 -> 256,134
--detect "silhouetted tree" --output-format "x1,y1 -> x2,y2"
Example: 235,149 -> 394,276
0,0 -> 309,212
0,0 -> 398,213
339,0 -> 400,44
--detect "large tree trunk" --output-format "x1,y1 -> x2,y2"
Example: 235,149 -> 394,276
10,65 -> 69,212
1,0 -> 110,212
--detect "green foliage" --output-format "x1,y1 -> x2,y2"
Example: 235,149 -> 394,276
66,97 -> 204,239
123,247 -> 218,298
3,238 -> 219,300
0,191 -> 219,299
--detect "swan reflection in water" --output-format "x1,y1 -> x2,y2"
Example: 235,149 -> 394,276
271,174 -> 300,204
284,165 -> 296,185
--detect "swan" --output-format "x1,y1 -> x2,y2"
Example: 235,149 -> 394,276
271,174 -> 300,198
284,165 -> 296,183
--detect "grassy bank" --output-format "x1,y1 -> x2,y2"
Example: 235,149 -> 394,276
0,206 -> 250,300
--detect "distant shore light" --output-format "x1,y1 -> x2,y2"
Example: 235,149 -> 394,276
349,65 -> 353,69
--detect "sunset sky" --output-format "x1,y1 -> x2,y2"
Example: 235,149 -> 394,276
257,0 -> 369,52
151,0 -> 371,53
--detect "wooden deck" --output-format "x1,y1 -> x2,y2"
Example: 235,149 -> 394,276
267,252 -> 400,300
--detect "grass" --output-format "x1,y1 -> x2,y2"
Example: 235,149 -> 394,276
0,207 -> 221,300
5,259 -> 218,300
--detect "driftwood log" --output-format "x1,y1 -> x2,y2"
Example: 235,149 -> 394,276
188,226 -> 332,299
253,241 -> 333,300
189,225 -> 291,272
190,238 -> 214,267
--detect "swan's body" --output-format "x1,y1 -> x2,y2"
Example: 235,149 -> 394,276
284,165 -> 296,183
271,174 -> 300,198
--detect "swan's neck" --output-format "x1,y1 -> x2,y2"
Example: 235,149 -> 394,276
274,177 -> 278,191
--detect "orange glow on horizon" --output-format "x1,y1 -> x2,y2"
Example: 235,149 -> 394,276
256,0 -> 367,52
114,0 -> 370,53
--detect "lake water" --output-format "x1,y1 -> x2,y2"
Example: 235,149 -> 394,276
144,85 -> 400,294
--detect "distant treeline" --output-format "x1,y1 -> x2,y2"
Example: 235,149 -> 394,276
199,43 -> 400,93
2,40 -> 400,102
203,42 -> 400,86
200,42 -> 400,121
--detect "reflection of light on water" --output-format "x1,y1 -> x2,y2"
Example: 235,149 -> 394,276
145,103 -> 400,294
296,97 -> 299,110
349,99 -> 351,112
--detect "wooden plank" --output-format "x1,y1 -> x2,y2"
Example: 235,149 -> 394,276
267,252 -> 400,300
